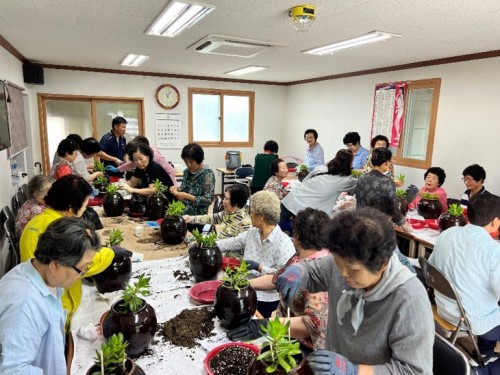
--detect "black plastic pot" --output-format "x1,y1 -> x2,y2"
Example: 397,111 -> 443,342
129,194 -> 147,215
102,298 -> 157,358
214,284 -> 257,329
147,195 -> 167,220
86,358 -> 145,375
92,254 -> 132,294
160,216 -> 187,245
439,213 -> 467,232
189,244 -> 222,283
417,198 -> 443,219
248,347 -> 313,375
103,192 -> 125,217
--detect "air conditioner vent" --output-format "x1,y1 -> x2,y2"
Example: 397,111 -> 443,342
189,35 -> 286,58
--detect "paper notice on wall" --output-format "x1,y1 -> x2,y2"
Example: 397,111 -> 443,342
372,87 -> 395,138
155,113 -> 181,149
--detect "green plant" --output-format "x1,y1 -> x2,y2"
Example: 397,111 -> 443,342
396,173 -> 406,183
221,260 -> 250,291
296,164 -> 308,174
105,183 -> 119,195
192,228 -> 217,247
447,203 -> 464,216
421,192 -> 439,200
351,169 -> 363,178
95,176 -> 108,186
396,189 -> 406,199
92,333 -> 128,375
94,161 -> 106,173
107,229 -> 124,247
165,200 -> 185,217
152,179 -> 166,197
118,274 -> 151,313
257,317 -> 301,373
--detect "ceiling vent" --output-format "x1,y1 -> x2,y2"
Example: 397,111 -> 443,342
189,35 -> 285,58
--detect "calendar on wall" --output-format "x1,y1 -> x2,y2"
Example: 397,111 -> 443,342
155,113 -> 182,149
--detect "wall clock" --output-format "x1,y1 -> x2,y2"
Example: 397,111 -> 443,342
155,84 -> 180,110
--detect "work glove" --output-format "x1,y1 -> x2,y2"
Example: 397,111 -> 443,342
405,184 -> 419,203
105,165 -> 120,173
111,245 -> 133,258
228,319 -> 268,341
275,265 -> 303,306
114,158 -> 124,166
245,260 -> 260,271
307,350 -> 358,375
120,183 -> 134,193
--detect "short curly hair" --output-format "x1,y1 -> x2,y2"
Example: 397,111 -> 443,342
250,190 -> 280,225
293,208 -> 329,250
44,175 -> 92,215
424,167 -> 446,187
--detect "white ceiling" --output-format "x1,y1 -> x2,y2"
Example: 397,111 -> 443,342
1,0 -> 500,83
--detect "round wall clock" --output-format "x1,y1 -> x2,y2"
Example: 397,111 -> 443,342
155,84 -> 180,110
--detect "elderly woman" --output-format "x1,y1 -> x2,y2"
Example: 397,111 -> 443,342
408,166 -> 448,213
263,158 -> 289,200
169,143 -> 215,215
460,164 -> 490,207
0,218 -> 101,375
361,134 -> 403,187
229,208 -> 330,351
277,208 -> 434,374
183,184 -> 251,239
250,140 -> 279,195
304,129 -> 325,171
20,175 -> 115,330
15,175 -> 54,236
50,139 -> 80,179
280,149 -> 357,225
216,190 -> 295,317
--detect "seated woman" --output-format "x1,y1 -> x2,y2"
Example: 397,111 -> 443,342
169,143 -> 215,215
304,129 -> 325,171
216,191 -> 295,318
120,142 -> 175,201
20,175 -> 115,330
250,140 -> 279,195
228,208 -> 330,351
361,134 -> 403,187
0,218 -> 101,375
49,139 -> 80,179
263,158 -> 289,200
15,175 -> 54,237
276,208 -> 434,374
183,184 -> 251,239
408,166 -> 448,213
280,149 -> 357,225
461,164 -> 490,207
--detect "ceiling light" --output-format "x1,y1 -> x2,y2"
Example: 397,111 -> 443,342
120,54 -> 149,67
225,66 -> 269,76
146,1 -> 214,38
304,31 -> 401,55
289,5 -> 316,32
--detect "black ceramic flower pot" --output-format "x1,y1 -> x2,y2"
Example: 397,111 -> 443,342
160,216 -> 187,245
189,245 -> 222,283
399,197 -> 409,217
297,171 -> 309,182
103,192 -> 125,217
129,194 -> 147,215
91,254 -> 132,294
417,198 -> 442,219
86,358 -> 146,375
439,213 -> 467,232
102,298 -> 157,358
147,195 -> 167,220
214,285 -> 257,329
248,347 -> 313,375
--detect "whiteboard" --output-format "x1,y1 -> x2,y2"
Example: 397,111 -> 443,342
155,113 -> 182,149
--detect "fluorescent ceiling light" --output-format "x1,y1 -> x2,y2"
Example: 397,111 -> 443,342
304,31 -> 401,55
225,66 -> 269,76
120,54 -> 149,67
146,1 -> 214,38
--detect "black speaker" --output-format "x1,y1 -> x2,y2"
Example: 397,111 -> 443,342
23,64 -> 44,85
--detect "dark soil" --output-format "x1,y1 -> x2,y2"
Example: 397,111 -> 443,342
173,269 -> 191,281
209,345 -> 257,375
160,307 -> 215,348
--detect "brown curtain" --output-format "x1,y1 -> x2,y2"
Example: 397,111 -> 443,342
6,81 -> 28,157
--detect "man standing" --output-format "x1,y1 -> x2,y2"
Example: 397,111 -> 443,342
429,194 -> 500,371
99,116 -> 127,168
343,131 -> 369,170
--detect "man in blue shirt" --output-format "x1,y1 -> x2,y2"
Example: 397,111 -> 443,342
99,116 -> 127,169
303,128 -> 325,171
0,218 -> 101,375
343,131 -> 369,170
429,194 -> 500,372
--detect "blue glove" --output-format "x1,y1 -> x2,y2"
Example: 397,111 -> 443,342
228,318 -> 268,341
275,265 -> 303,306
105,165 -> 120,173
111,245 -> 133,257
307,350 -> 358,375
245,260 -> 260,271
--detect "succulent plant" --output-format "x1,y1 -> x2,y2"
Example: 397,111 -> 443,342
421,192 -> 439,200
94,161 -> 106,173
396,189 -> 407,198
152,179 -> 166,197
165,200 -> 185,217
107,229 -> 124,247
296,164 -> 308,174
105,183 -> 119,195
221,260 -> 250,291
447,203 -> 464,216
396,173 -> 406,183
351,169 -> 363,178
95,176 -> 108,186
192,228 -> 217,248
92,333 -> 128,375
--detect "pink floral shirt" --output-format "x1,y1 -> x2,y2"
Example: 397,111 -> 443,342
263,175 -> 289,200
15,199 -> 46,237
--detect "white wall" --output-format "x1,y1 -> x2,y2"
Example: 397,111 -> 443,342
25,69 -> 287,194
283,58 -> 500,199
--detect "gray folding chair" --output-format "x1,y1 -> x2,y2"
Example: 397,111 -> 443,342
433,332 -> 470,375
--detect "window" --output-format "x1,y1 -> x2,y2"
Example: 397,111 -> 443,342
188,88 -> 254,147
392,78 -> 441,169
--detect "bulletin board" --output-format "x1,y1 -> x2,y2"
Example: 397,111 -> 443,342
155,113 -> 182,149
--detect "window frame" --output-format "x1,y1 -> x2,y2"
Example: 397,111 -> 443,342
188,87 -> 254,147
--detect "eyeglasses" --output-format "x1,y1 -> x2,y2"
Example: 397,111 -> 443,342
462,177 -> 475,182
71,261 -> 93,276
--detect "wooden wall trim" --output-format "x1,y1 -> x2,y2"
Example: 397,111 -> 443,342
0,34 -> 29,64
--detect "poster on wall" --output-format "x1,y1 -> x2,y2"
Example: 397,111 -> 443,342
155,113 -> 181,149
371,82 -> 406,147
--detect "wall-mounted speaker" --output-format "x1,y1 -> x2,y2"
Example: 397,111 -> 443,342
23,64 -> 44,85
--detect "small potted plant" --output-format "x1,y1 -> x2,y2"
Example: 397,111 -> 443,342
396,189 -> 409,217
160,200 -> 187,245
103,183 -> 125,217
417,192 -> 443,219
351,169 -> 363,178
93,175 -> 109,195
147,179 -> 168,220
214,261 -> 257,329
189,228 -> 222,283
296,164 -> 309,182
394,173 -> 405,187
92,229 -> 132,294
86,333 -> 144,375
102,274 -> 157,358
248,317 -> 312,374
439,203 -> 467,232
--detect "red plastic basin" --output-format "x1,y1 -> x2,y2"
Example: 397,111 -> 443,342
204,342 -> 260,375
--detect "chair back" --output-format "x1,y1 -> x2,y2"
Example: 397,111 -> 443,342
15,190 -> 27,210
211,195 -> 224,215
1,206 -> 16,234
1,215 -> 20,272
419,257 -> 462,302
234,167 -> 254,178
433,333 -> 470,375
21,183 -> 29,201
